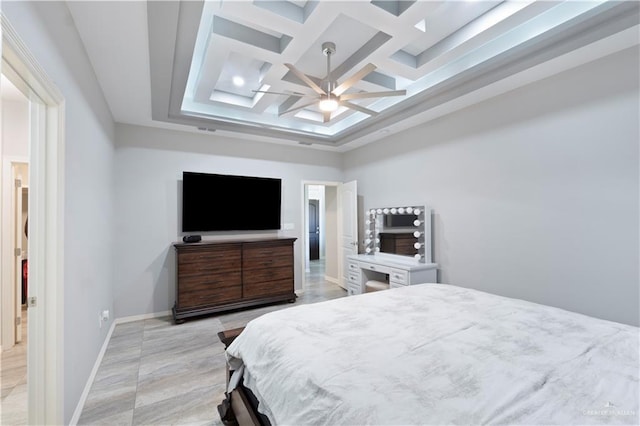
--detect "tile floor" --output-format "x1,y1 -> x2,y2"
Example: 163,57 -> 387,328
77,259 -> 345,425
1,307 -> 28,426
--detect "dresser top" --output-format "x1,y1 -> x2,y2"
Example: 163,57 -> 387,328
174,236 -> 296,248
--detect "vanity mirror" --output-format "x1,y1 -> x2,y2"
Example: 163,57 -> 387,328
363,205 -> 432,263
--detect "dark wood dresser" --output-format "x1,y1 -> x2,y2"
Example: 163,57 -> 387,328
173,237 -> 296,323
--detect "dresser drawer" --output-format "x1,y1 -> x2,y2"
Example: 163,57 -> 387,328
348,273 -> 360,288
347,261 -> 360,273
389,269 -> 408,285
243,244 -> 293,270
244,266 -> 293,285
178,284 -> 242,308
177,246 -> 241,275
244,278 -> 293,299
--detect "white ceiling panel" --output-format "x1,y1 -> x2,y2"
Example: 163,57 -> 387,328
67,0 -> 639,150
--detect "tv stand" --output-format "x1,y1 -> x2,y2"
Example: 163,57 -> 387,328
173,237 -> 296,323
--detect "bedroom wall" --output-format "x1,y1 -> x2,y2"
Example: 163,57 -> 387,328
113,124 -> 343,318
343,47 -> 639,326
3,2 -> 117,422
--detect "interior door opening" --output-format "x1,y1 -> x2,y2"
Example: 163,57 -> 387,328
303,183 -> 339,289
1,70 -> 30,425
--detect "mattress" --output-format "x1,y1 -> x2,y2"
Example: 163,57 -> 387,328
226,284 -> 639,425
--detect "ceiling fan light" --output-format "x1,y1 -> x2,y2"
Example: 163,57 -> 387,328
319,98 -> 338,112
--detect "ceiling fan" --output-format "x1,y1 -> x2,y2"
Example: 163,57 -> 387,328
254,42 -> 406,123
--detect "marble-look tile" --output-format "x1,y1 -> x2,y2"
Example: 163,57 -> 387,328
135,353 -> 227,408
77,265 -> 345,425
132,383 -> 225,426
92,358 -> 140,391
78,409 -> 133,426
1,382 -> 27,426
79,383 -> 137,424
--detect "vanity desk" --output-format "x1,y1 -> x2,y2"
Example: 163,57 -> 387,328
347,254 -> 437,295
347,204 -> 438,295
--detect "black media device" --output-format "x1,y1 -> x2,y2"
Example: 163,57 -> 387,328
182,235 -> 202,243
182,171 -> 282,232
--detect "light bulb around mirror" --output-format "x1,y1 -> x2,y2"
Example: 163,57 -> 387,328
413,219 -> 422,227
365,238 -> 371,244
375,238 -> 380,243
398,208 -> 405,214
365,247 -> 371,253
390,208 -> 397,214
376,208 -> 382,214
413,208 -> 421,215
406,207 -> 413,214
375,247 -> 380,252
383,208 -> 389,214
414,242 -> 422,249
369,209 -> 375,215
366,229 -> 372,235
365,220 -> 371,225
414,254 -> 422,259
413,231 -> 422,238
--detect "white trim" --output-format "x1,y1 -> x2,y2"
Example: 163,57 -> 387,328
68,320 -> 117,426
2,13 -> 65,425
324,275 -> 339,285
114,310 -> 172,324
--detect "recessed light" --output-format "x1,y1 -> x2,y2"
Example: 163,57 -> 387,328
232,76 -> 245,87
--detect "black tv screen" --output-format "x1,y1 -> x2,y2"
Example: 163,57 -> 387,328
182,172 -> 282,232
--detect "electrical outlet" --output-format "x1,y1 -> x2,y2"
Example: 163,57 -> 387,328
101,310 -> 110,322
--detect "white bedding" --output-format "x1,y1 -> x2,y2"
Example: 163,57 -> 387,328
226,284 -> 639,425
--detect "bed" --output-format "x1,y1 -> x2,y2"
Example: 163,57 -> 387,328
223,284 -> 639,425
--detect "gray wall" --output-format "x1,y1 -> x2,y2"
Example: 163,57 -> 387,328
3,1 -> 116,422
113,124 -> 343,318
344,47 -> 639,326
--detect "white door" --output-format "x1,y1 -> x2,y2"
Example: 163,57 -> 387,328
338,180 -> 357,290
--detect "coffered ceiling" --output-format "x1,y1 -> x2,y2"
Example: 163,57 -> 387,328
67,1 -> 639,151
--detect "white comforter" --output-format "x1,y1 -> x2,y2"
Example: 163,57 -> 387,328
226,284 -> 639,425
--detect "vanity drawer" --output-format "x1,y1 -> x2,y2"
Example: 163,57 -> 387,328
359,261 -> 391,275
348,273 -> 360,286
347,261 -> 360,273
389,269 -> 408,285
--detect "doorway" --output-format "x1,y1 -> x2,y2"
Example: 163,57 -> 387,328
303,183 -> 342,290
0,73 -> 30,425
2,17 -> 65,424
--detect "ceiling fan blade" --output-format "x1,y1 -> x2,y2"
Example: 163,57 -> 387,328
340,90 -> 406,101
253,90 -> 315,97
342,101 -> 379,116
278,101 -> 318,117
333,63 -> 376,96
323,111 -> 331,123
284,64 -> 326,95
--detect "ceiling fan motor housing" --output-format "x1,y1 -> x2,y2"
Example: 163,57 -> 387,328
322,42 -> 336,56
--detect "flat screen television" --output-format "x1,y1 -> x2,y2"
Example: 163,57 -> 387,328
182,172 -> 282,232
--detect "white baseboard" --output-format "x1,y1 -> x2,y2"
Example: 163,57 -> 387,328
68,309 -> 172,425
114,310 -> 172,324
324,275 -> 339,285
69,320 -> 117,425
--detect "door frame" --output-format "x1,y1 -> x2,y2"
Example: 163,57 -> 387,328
301,181 -> 341,289
1,157 -> 28,348
2,14 -> 65,425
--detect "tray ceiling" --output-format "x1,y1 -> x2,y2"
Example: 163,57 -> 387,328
67,1 -> 639,150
